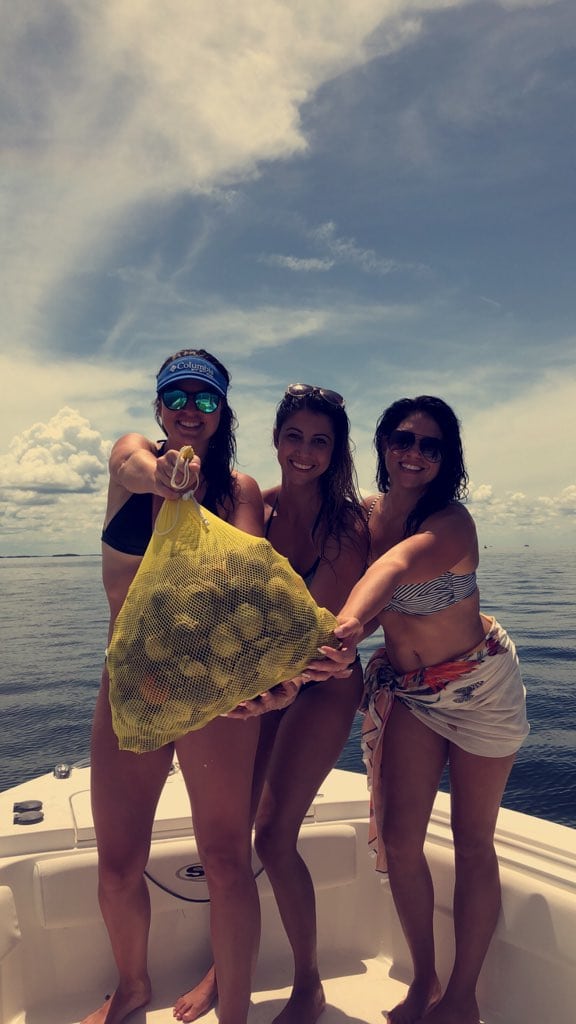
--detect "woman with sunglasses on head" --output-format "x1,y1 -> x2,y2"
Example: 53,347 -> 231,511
83,349 -> 266,1024
334,396 -> 529,1024
174,383 -> 369,1024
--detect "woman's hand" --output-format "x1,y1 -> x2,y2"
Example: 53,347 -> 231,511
333,617 -> 364,649
224,678 -> 302,718
301,640 -> 358,683
111,435 -> 201,501
155,449 -> 201,499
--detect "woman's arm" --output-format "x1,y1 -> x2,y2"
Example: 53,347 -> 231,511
109,433 -> 201,501
296,523 -> 370,682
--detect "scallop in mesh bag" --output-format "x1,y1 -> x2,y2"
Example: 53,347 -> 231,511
107,450 -> 338,752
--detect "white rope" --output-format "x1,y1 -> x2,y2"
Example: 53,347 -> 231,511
155,446 -> 209,535
170,446 -> 199,496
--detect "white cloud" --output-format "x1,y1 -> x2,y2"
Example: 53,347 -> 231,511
466,483 -> 576,552
0,408 -> 109,495
0,351 -> 155,446
469,485 -> 576,530
498,0 -> 555,9
556,485 -> 576,515
310,222 -> 429,276
0,487 -> 107,555
129,298 -> 420,359
259,254 -> 335,272
0,409 -> 111,554
1,0 -> 415,353
463,366 -> 576,497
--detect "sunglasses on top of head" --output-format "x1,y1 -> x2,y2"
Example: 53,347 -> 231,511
387,429 -> 444,463
160,389 -> 221,414
285,383 -> 345,408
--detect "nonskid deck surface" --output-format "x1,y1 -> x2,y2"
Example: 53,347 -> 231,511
21,956 -> 408,1024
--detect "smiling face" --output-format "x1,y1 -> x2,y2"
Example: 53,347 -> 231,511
159,380 -> 222,454
275,408 -> 335,486
384,410 -> 443,492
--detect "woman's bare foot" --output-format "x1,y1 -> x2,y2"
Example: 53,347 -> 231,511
80,981 -> 151,1024
272,982 -> 326,1024
416,993 -> 480,1024
173,965 -> 217,1022
386,976 -> 441,1024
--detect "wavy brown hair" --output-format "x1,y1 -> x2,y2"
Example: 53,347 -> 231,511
274,391 -> 369,560
374,395 -> 469,537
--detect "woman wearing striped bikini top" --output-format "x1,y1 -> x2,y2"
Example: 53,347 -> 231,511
335,395 -> 529,1024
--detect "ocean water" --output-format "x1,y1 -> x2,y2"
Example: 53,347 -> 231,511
1,549 -> 575,827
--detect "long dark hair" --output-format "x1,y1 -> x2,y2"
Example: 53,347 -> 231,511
374,395 -> 468,537
274,391 -> 368,559
154,348 -> 238,513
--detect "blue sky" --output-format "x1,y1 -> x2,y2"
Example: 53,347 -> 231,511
1,0 -> 575,555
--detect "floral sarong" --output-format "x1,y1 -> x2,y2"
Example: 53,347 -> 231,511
361,617 -> 529,872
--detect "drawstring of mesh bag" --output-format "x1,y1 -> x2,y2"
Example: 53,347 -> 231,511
155,446 -> 209,535
170,445 -> 199,498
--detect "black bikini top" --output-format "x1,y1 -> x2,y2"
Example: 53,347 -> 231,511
265,496 -> 322,587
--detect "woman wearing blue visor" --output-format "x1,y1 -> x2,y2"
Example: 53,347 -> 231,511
88,349 -> 264,1024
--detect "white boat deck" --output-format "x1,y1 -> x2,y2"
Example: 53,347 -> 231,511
1,765 -> 575,1024
25,955 -> 406,1024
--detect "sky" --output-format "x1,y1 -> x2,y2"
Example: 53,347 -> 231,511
1,0 -> 575,556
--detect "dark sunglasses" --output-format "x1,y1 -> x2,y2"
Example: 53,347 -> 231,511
160,389 -> 221,414
286,383 -> 345,408
387,429 -> 444,463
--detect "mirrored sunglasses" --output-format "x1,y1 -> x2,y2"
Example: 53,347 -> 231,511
285,383 -> 345,408
387,429 -> 444,463
161,389 -> 221,414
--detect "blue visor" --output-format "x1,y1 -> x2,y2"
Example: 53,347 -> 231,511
156,356 -> 228,397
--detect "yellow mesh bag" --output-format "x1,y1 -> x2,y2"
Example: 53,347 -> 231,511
107,483 -> 337,752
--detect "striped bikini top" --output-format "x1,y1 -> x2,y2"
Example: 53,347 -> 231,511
365,495 -> 478,616
384,571 -> 478,616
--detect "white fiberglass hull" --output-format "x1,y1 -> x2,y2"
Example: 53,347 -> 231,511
0,764 -> 575,1023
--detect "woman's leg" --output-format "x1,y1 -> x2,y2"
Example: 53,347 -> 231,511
379,702 -> 448,1024
81,668 -> 174,1024
174,668 -> 361,1024
423,746 -> 515,1024
254,668 -> 364,1024
175,714 -> 261,1024
173,709 -> 284,1023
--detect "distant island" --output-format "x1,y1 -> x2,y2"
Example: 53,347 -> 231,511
0,553 -> 100,559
